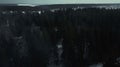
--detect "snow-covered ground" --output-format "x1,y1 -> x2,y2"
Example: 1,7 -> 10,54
48,39 -> 64,67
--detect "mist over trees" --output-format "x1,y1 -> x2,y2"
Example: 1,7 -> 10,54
0,7 -> 120,67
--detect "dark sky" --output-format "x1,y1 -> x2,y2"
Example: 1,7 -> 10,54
0,0 -> 119,4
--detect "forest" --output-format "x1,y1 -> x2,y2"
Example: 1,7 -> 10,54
0,6 -> 120,67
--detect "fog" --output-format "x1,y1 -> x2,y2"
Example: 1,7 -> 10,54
0,0 -> 120,4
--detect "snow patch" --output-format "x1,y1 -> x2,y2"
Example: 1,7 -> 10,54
89,63 -> 103,67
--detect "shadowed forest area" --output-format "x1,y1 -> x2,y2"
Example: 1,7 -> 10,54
0,6 -> 120,67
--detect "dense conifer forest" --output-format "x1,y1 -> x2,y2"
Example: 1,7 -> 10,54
0,6 -> 120,67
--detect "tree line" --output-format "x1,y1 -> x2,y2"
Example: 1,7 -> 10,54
0,7 -> 120,67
